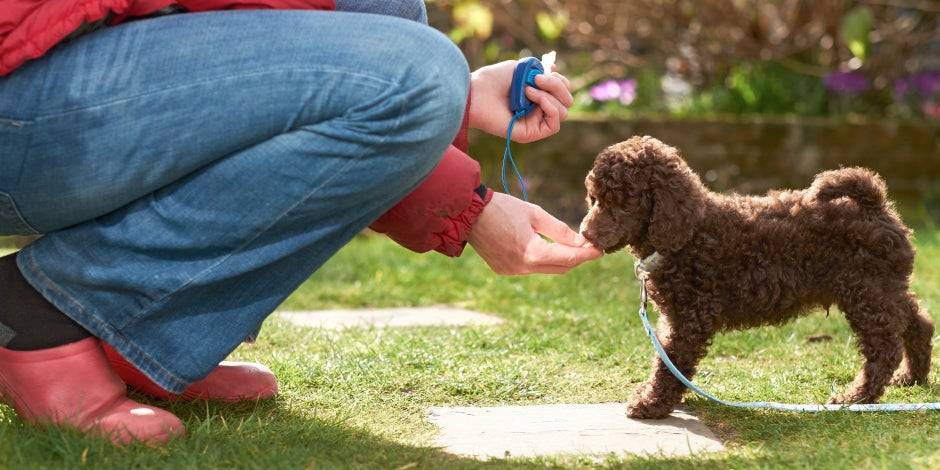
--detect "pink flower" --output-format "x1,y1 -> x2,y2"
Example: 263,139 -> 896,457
618,79 -> 637,105
590,79 -> 621,102
589,78 -> 638,105
922,102 -> 940,120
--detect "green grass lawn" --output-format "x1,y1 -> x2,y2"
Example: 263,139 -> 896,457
1,229 -> 939,469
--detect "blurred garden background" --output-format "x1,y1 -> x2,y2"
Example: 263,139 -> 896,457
428,0 -> 940,225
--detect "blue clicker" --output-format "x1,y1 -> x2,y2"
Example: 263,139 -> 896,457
502,56 -> 548,201
508,57 -> 544,118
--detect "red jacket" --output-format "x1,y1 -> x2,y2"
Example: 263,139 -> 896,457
370,100 -> 493,255
0,0 -> 491,256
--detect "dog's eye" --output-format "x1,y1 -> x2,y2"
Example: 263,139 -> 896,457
588,196 -> 597,206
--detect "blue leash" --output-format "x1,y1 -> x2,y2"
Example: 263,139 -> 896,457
635,261 -> 940,412
501,110 -> 529,201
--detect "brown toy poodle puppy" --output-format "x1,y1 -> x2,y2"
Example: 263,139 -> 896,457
580,136 -> 933,419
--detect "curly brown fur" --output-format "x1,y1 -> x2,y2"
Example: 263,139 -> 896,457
580,136 -> 933,419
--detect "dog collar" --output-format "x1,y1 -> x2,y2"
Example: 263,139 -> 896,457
633,252 -> 663,280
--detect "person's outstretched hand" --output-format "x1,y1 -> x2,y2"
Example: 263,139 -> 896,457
469,60 -> 573,143
468,193 -> 602,275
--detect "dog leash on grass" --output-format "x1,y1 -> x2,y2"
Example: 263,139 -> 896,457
633,255 -> 940,412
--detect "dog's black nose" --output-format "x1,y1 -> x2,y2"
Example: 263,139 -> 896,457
581,229 -> 597,246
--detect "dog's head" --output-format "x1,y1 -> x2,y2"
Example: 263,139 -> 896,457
579,136 -> 707,256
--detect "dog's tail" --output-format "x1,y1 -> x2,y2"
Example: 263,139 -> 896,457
810,167 -> 887,210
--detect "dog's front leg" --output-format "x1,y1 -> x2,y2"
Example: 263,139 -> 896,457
829,288 -> 906,404
627,312 -> 713,419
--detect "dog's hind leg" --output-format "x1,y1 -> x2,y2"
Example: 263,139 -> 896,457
626,313 -> 713,419
830,288 -> 905,404
890,292 -> 933,386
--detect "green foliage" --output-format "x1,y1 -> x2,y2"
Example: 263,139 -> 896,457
698,63 -> 828,116
448,0 -> 493,44
841,6 -> 873,61
576,63 -> 831,118
632,68 -> 666,113
535,11 -> 567,42
925,183 -> 940,228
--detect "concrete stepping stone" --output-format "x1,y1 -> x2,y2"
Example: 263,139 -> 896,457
429,403 -> 724,459
278,306 -> 503,330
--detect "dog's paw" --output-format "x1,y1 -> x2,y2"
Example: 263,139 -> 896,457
889,371 -> 916,387
827,394 -> 853,405
827,391 -> 878,405
889,371 -> 927,387
625,382 -> 679,419
625,402 -> 673,419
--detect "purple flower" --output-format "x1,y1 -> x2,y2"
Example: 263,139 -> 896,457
824,71 -> 870,95
912,71 -> 940,95
589,78 -> 638,105
895,77 -> 910,97
895,71 -> 940,97
894,71 -> 940,117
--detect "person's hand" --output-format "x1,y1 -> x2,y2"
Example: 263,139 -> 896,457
468,60 -> 573,144
468,192 -> 602,275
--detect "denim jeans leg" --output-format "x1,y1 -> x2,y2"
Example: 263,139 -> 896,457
239,0 -> 428,345
0,11 -> 468,392
334,0 -> 428,24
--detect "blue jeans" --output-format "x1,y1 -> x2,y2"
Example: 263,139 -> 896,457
0,5 -> 468,392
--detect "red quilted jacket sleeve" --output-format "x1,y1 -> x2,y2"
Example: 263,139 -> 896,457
115,0 -> 334,23
177,0 -> 333,11
369,93 -> 494,257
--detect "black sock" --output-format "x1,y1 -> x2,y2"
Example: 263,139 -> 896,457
0,252 -> 90,350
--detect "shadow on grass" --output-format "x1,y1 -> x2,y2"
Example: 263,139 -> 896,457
5,385 -> 940,468
646,395 -> 940,469
0,398 -> 618,469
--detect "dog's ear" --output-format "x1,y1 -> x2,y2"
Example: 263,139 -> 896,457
646,149 -> 707,254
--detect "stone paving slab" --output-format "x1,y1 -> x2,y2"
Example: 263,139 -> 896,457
278,306 -> 504,330
429,403 -> 724,459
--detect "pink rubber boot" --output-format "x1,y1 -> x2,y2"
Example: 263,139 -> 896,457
102,343 -> 278,403
0,338 -> 184,445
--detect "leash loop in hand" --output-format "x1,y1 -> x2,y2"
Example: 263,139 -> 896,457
500,110 -> 529,201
